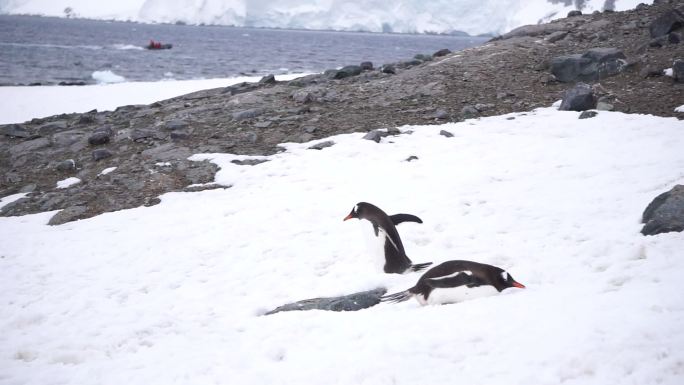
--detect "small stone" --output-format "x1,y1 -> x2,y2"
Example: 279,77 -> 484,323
668,32 -> 681,44
20,184 -> 36,193
578,111 -> 598,119
56,159 -> 76,172
244,131 -> 258,143
545,31 -> 568,43
673,59 -> 684,82
440,130 -> 454,138
231,159 -> 268,166
92,149 -> 113,161
298,133 -> 314,142
432,109 -> 449,120
131,129 -> 155,141
641,185 -> 684,235
363,130 -> 387,143
405,155 -> 419,162
88,131 -> 110,145
265,288 -> 387,315
254,121 -> 272,128
170,131 -> 190,140
77,114 -> 96,125
308,141 -> 335,150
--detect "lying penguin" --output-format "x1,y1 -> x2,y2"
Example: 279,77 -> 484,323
382,260 -> 525,305
344,202 -> 432,274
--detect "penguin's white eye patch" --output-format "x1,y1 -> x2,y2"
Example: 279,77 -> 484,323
353,204 -> 358,213
501,271 -> 508,280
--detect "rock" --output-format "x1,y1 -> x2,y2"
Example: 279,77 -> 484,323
475,103 -> 494,112
232,108 -> 264,121
38,120 -> 67,135
567,10 -> 583,17
636,3 -> 649,11
673,59 -> 684,82
501,24 -> 567,39
669,32 -> 682,44
3,124 -> 30,138
259,74 -> 276,84
142,144 -> 192,161
291,89 -> 315,104
170,131 -> 190,140
20,184 -> 36,193
360,61 -> 374,71
55,159 -> 76,172
578,110 -> 598,119
48,205 -> 87,226
440,130 -> 454,137
92,148 -> 113,161
414,54 -> 432,62
550,48 -> 626,82
264,288 -> 387,315
596,102 -> 614,111
9,137 -> 50,157
231,159 -> 268,166
641,185 -> 684,235
433,48 -> 451,57
130,129 -> 155,141
649,9 -> 684,38
461,105 -> 480,119
431,109 -> 450,120
163,119 -> 189,131
381,64 -> 396,74
640,65 -> 665,78
559,83 -> 597,111
254,121 -> 272,128
77,114 -> 96,125
308,141 -> 335,150
88,131 -> 111,145
545,31 -> 569,43
363,130 -> 387,143
337,65 -> 362,79
649,36 -> 668,47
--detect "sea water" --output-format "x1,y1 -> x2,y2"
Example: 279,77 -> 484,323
0,14 -> 488,86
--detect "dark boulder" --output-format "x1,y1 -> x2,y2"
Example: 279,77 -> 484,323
669,32 -> 682,44
559,83 -> 597,111
578,110 -> 598,119
649,9 -> 684,38
308,141 -> 335,150
88,131 -> 111,145
567,10 -> 582,17
440,129 -> 454,137
55,159 -> 76,172
264,288 -> 387,315
461,105 -> 480,119
258,74 -> 276,84
48,205 -> 87,226
338,65 -> 362,78
163,119 -> 189,131
360,61 -> 374,71
363,130 -> 388,143
232,108 -> 264,121
641,185 -> 684,235
433,48 -> 452,57
381,64 -> 396,74
550,48 -> 626,82
92,149 -> 113,161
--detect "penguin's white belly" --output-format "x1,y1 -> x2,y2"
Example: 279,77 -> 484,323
362,229 -> 388,271
424,285 -> 499,305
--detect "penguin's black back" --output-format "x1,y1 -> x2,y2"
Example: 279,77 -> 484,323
409,260 -> 509,298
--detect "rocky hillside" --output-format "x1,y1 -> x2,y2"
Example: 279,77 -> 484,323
2,0 -> 683,224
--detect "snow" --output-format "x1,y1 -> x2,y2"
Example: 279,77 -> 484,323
0,0 -> 654,36
91,70 -> 126,84
664,68 -> 673,77
99,167 -> 117,176
2,104 -> 684,385
55,177 -> 81,188
0,192 -> 28,209
676,105 -> 684,113
0,73 -> 307,125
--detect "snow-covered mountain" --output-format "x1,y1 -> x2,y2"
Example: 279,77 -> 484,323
0,0 -> 653,36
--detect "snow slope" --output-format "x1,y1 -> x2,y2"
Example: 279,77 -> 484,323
1,106 -> 683,385
0,0 -> 654,35
0,73 -> 307,125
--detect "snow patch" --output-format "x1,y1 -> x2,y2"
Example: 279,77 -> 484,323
664,68 -> 673,77
99,167 -> 117,175
91,70 -> 126,84
56,177 -> 81,189
0,193 -> 29,210
676,105 -> 684,113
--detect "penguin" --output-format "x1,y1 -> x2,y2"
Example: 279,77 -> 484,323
382,260 -> 525,305
343,202 -> 432,274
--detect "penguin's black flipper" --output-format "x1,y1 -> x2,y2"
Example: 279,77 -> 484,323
409,262 -> 433,272
425,272 -> 473,288
390,214 -> 423,225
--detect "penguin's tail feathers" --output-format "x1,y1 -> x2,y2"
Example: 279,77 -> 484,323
381,290 -> 412,304
410,262 -> 433,272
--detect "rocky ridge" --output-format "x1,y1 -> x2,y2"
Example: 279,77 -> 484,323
1,1 -> 683,225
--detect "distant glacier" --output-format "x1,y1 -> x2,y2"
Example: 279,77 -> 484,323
0,0 -> 653,36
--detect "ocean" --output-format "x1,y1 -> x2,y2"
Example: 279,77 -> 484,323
0,15 -> 488,86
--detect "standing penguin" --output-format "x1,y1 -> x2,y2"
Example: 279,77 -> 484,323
344,202 -> 432,274
382,260 -> 525,305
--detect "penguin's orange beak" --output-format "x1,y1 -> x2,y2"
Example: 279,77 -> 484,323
343,213 -> 353,221
512,281 -> 526,289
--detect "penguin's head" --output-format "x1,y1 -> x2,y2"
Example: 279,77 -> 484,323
499,270 -> 525,290
343,203 -> 361,221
